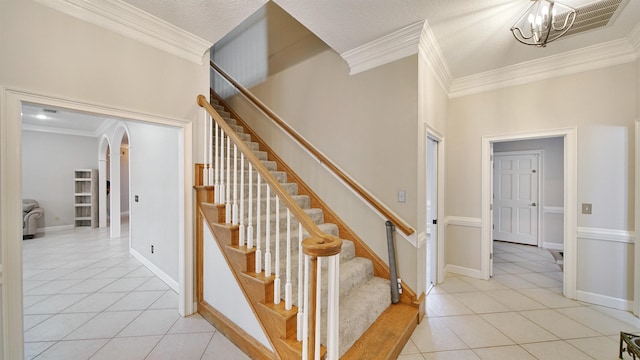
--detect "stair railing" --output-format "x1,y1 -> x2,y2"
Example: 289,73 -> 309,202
198,95 -> 342,359
210,61 -> 415,237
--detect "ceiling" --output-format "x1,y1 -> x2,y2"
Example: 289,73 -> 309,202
122,0 -> 640,79
25,0 -> 640,135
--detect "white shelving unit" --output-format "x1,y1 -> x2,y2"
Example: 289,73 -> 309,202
74,169 -> 98,227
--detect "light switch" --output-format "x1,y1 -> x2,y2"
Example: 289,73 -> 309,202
582,203 -> 592,214
398,190 -> 406,203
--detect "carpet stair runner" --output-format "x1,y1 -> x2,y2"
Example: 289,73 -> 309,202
199,95 -> 419,359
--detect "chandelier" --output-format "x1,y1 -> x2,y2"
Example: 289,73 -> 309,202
511,0 -> 577,47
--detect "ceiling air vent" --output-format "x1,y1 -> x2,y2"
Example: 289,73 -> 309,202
556,0 -> 628,37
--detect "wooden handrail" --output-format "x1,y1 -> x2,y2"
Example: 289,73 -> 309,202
210,61 -> 415,236
197,95 -> 342,258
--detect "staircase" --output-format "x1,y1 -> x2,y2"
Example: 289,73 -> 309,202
196,93 -> 419,359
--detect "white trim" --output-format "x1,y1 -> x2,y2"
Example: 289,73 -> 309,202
34,0 -> 212,65
449,39 -> 637,98
36,224 -> 75,234
482,128 -> 577,300
577,227 -> 635,244
416,231 -> 427,249
544,206 -> 564,214
445,264 -> 483,279
341,21 -> 424,75
576,290 -> 632,312
418,20 -> 453,93
444,216 -> 482,228
0,87 -> 195,359
635,117 -> 640,316
130,248 -> 179,291
543,242 -> 564,251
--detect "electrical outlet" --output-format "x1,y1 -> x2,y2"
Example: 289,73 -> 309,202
135,195 -> 139,203
151,245 -> 154,254
582,203 -> 592,215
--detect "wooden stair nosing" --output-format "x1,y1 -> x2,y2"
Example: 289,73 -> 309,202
341,303 -> 419,360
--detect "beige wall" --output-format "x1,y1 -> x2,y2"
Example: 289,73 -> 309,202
227,50 -> 421,289
1,0 -> 208,356
446,62 -> 637,301
0,0 -> 208,123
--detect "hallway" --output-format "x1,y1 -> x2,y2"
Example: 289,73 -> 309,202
22,227 -> 248,359
401,241 -> 640,359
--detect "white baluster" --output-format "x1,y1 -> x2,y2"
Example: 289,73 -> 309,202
315,257 -> 322,360
247,163 -> 254,249
302,254 -> 310,358
297,223 -> 304,341
232,144 -> 238,225
214,122 -> 220,203
327,254 -> 340,360
274,196 -> 280,304
225,135 -> 231,223
265,185 -> 272,277
219,133 -> 225,206
208,114 -> 213,185
239,153 -> 245,246
285,208 -> 292,310
203,108 -> 208,186
255,174 -> 262,273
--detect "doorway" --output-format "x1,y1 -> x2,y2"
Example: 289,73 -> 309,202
481,129 -> 577,299
426,136 -> 439,293
1,88 -> 194,358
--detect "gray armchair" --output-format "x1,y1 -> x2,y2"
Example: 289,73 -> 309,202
23,199 -> 43,239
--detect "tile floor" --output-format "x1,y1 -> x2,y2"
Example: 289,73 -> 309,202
400,240 -> 640,360
22,226 -> 249,360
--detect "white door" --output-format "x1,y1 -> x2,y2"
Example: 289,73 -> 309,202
493,153 -> 539,246
426,137 -> 438,292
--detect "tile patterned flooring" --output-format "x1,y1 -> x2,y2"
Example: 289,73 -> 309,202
400,241 -> 640,360
22,226 -> 249,360
24,228 -> 640,359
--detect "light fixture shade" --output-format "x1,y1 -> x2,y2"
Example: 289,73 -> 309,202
511,0 -> 577,47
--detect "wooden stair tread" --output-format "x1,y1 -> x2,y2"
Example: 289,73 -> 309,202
341,303 -> 419,360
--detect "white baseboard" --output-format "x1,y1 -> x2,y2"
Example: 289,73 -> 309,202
576,290 -> 632,311
37,224 -> 74,233
543,242 -> 564,251
445,264 -> 485,279
130,248 -> 179,292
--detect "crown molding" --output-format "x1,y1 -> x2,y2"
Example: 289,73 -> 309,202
341,21 -> 424,75
418,20 -> 453,93
449,38 -> 637,98
22,118 -> 115,138
22,123 -> 98,137
34,0 -> 212,65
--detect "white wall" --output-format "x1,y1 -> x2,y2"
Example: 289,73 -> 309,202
1,0 -> 206,356
446,62 -> 637,305
21,130 -> 98,229
494,137 -> 564,248
126,122 -> 182,283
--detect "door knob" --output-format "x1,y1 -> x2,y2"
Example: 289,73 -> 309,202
530,202 -> 537,206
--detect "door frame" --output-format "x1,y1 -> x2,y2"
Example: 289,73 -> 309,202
493,150 -> 543,247
0,87 -> 195,359
426,125 -> 446,284
481,128 -> 577,299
